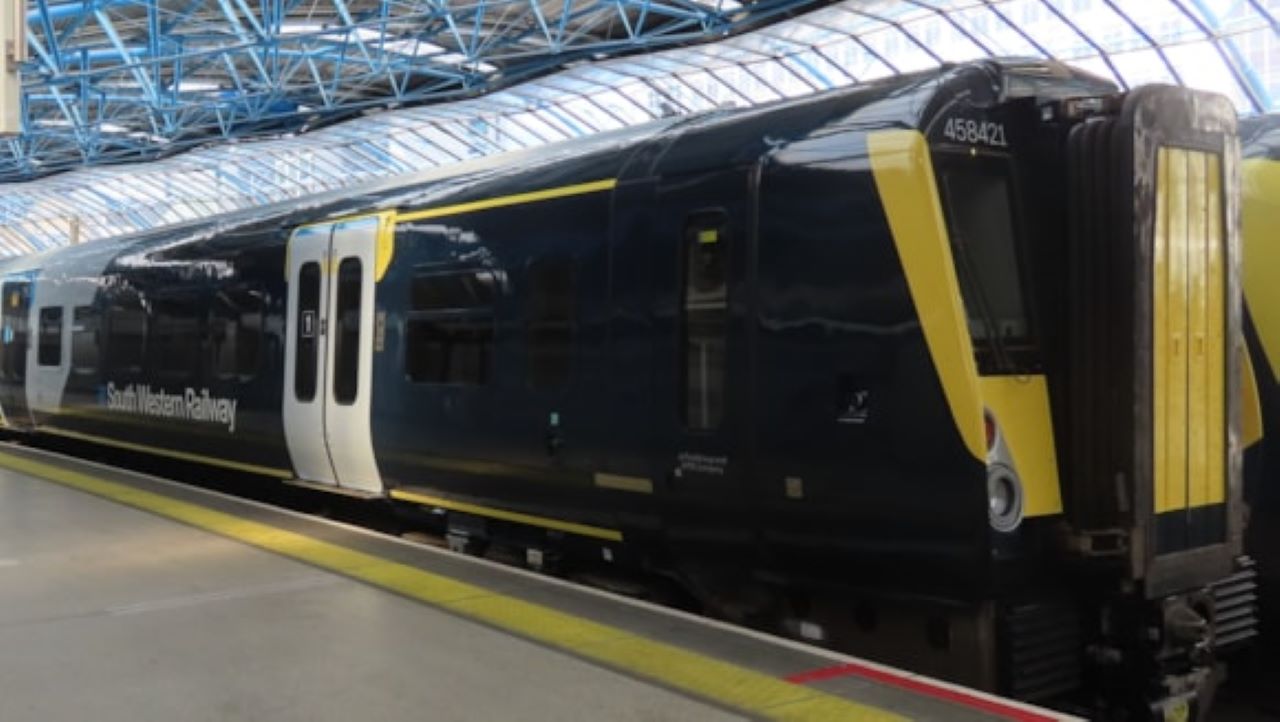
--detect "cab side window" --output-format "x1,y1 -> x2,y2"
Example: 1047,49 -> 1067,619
682,211 -> 729,431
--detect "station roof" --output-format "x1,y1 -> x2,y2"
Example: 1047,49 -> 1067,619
1,0 -> 1278,254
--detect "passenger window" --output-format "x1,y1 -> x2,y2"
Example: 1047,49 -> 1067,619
527,259 -> 574,389
333,257 -> 362,404
212,287 -> 264,381
105,289 -> 146,375
71,306 -> 98,376
405,268 -> 496,386
1,282 -> 30,382
37,307 -> 62,367
148,295 -> 203,381
682,212 -> 729,430
411,268 -> 497,309
295,262 -> 321,402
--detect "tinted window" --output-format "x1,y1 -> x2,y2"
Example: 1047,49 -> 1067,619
405,268 -> 496,386
411,270 -> 497,310
1,282 -> 30,382
212,287 -> 264,381
105,289 -> 146,375
147,295 -> 203,380
71,306 -> 98,375
37,307 -> 61,367
405,319 -> 491,385
333,257 -> 362,404
295,262 -> 320,401
527,259 -> 574,389
683,213 -> 729,431
938,160 -> 1031,345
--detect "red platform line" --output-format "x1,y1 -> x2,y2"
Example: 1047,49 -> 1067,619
785,662 -> 1060,722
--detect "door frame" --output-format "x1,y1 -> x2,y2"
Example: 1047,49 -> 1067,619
282,213 -> 387,494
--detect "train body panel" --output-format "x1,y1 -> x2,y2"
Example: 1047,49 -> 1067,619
1242,115 -> 1280,507
372,181 -> 626,530
1241,114 -> 1280,644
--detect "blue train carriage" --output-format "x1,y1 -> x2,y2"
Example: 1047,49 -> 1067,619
1242,114 -> 1280,637
0,214 -> 297,475
0,60 -> 1255,719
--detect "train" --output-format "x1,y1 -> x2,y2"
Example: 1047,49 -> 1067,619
0,59 -> 1257,720
1242,114 -> 1280,641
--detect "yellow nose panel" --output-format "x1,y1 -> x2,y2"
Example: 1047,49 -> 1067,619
1243,158 -> 1280,386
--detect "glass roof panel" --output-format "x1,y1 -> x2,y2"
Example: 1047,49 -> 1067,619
774,46 -> 846,88
693,40 -> 773,64
899,10 -> 991,60
1164,39 -> 1257,110
946,6 -> 1044,56
750,58 -> 819,96
509,110 -> 576,141
676,70 -> 752,106
1110,0 -> 1207,45
814,5 -> 890,37
995,0 -> 1099,58
856,25 -> 941,73
561,95 -> 625,132
596,91 -> 658,124
619,80 -> 691,117
855,0 -> 937,25
526,106 -> 587,137
572,66 -> 645,89
704,64 -> 786,103
1231,25 -> 1280,107
1190,0 -> 1280,34
1108,47 -> 1181,86
487,116 -> 546,147
759,18 -> 846,46
1062,51 -> 1125,86
1060,1 -> 1151,54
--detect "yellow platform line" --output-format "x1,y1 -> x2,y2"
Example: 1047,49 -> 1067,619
0,449 -> 904,722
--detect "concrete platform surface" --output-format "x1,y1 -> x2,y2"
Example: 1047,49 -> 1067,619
0,443 -> 1079,722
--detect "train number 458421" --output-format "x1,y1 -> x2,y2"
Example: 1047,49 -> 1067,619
941,117 -> 1008,148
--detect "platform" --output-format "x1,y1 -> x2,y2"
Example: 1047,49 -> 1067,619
0,443 -> 1078,722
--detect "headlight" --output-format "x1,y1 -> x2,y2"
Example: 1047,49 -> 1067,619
987,464 -> 1024,533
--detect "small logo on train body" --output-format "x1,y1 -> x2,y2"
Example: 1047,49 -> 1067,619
839,389 -> 871,425
102,382 -> 240,433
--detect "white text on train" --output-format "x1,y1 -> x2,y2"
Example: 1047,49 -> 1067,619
102,382 -> 239,433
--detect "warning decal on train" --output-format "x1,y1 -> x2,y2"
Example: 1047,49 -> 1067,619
101,382 -> 240,433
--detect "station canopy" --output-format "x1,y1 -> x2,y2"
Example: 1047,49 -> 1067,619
1,0 -> 1278,254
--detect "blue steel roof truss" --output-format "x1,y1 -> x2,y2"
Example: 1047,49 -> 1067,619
9,0 -> 808,179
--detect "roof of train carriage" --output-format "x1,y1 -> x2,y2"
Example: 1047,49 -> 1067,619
1243,114 -> 1280,160
3,0 -> 1280,257
0,57 -> 1114,281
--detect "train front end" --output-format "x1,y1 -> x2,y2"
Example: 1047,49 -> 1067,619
899,65 -> 1254,718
